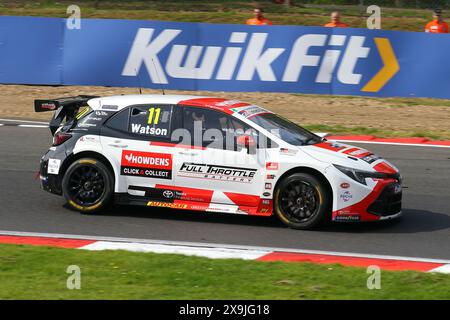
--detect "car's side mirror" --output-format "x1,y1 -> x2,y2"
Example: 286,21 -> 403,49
236,135 -> 256,153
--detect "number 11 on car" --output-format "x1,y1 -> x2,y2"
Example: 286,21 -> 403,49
148,107 -> 161,125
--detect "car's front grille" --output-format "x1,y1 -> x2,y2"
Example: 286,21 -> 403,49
367,183 -> 402,216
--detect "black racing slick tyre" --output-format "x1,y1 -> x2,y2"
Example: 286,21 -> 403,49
274,173 -> 331,230
62,158 -> 114,213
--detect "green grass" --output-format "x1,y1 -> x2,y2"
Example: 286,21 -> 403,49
0,0 -> 445,31
377,97 -> 450,108
0,243 -> 449,299
303,124 -> 449,140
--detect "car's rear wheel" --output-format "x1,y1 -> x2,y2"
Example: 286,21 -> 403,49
62,158 -> 113,213
274,173 -> 330,229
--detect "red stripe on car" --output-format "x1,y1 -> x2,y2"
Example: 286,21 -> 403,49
342,147 -> 372,158
314,142 -> 347,152
224,192 -> 260,207
374,162 -> 397,174
179,98 -> 250,114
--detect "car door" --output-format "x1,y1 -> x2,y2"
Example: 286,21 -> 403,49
100,104 -> 179,196
172,106 -> 267,209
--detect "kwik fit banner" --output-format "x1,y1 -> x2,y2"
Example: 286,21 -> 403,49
1,15 -> 450,99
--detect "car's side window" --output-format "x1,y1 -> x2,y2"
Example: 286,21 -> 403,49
127,105 -> 173,140
228,116 -> 278,150
181,107 -> 229,149
104,107 -> 130,133
181,106 -> 276,150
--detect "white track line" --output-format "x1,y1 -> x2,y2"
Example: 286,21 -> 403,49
17,124 -> 48,128
429,264 -> 450,273
82,241 -> 269,260
0,118 -> 48,125
1,230 -> 449,265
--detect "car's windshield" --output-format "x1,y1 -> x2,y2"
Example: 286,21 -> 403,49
247,112 -> 322,146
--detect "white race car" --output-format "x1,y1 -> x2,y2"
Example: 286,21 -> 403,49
37,94 -> 402,229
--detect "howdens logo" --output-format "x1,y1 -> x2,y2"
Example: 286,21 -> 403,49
122,28 -> 399,92
121,150 -> 172,169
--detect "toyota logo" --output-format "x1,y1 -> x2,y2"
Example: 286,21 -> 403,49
163,190 -> 174,198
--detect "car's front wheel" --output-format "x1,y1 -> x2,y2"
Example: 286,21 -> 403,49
62,158 -> 113,213
274,173 -> 330,229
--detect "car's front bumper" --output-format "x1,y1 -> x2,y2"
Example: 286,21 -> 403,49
333,179 -> 402,222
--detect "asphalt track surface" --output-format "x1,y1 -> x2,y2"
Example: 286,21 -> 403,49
1,125 -> 449,259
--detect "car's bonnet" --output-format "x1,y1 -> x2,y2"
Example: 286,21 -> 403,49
300,141 -> 399,174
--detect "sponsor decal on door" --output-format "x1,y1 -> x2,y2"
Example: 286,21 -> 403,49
121,150 -> 172,179
178,162 -> 257,183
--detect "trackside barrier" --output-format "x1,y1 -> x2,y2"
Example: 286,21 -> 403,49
1,16 -> 450,98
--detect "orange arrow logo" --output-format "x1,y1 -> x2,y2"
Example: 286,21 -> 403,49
361,38 -> 399,92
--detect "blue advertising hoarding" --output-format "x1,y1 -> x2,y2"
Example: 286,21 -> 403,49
1,16 -> 450,99
0,16 -> 64,85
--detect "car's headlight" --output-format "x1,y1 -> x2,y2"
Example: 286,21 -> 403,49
333,164 -> 392,186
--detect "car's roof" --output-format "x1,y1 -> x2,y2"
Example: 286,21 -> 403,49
87,94 -> 252,114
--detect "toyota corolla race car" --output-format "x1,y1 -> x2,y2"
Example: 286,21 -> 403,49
36,94 -> 402,229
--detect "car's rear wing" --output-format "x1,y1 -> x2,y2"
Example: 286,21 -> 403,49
34,95 -> 99,135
